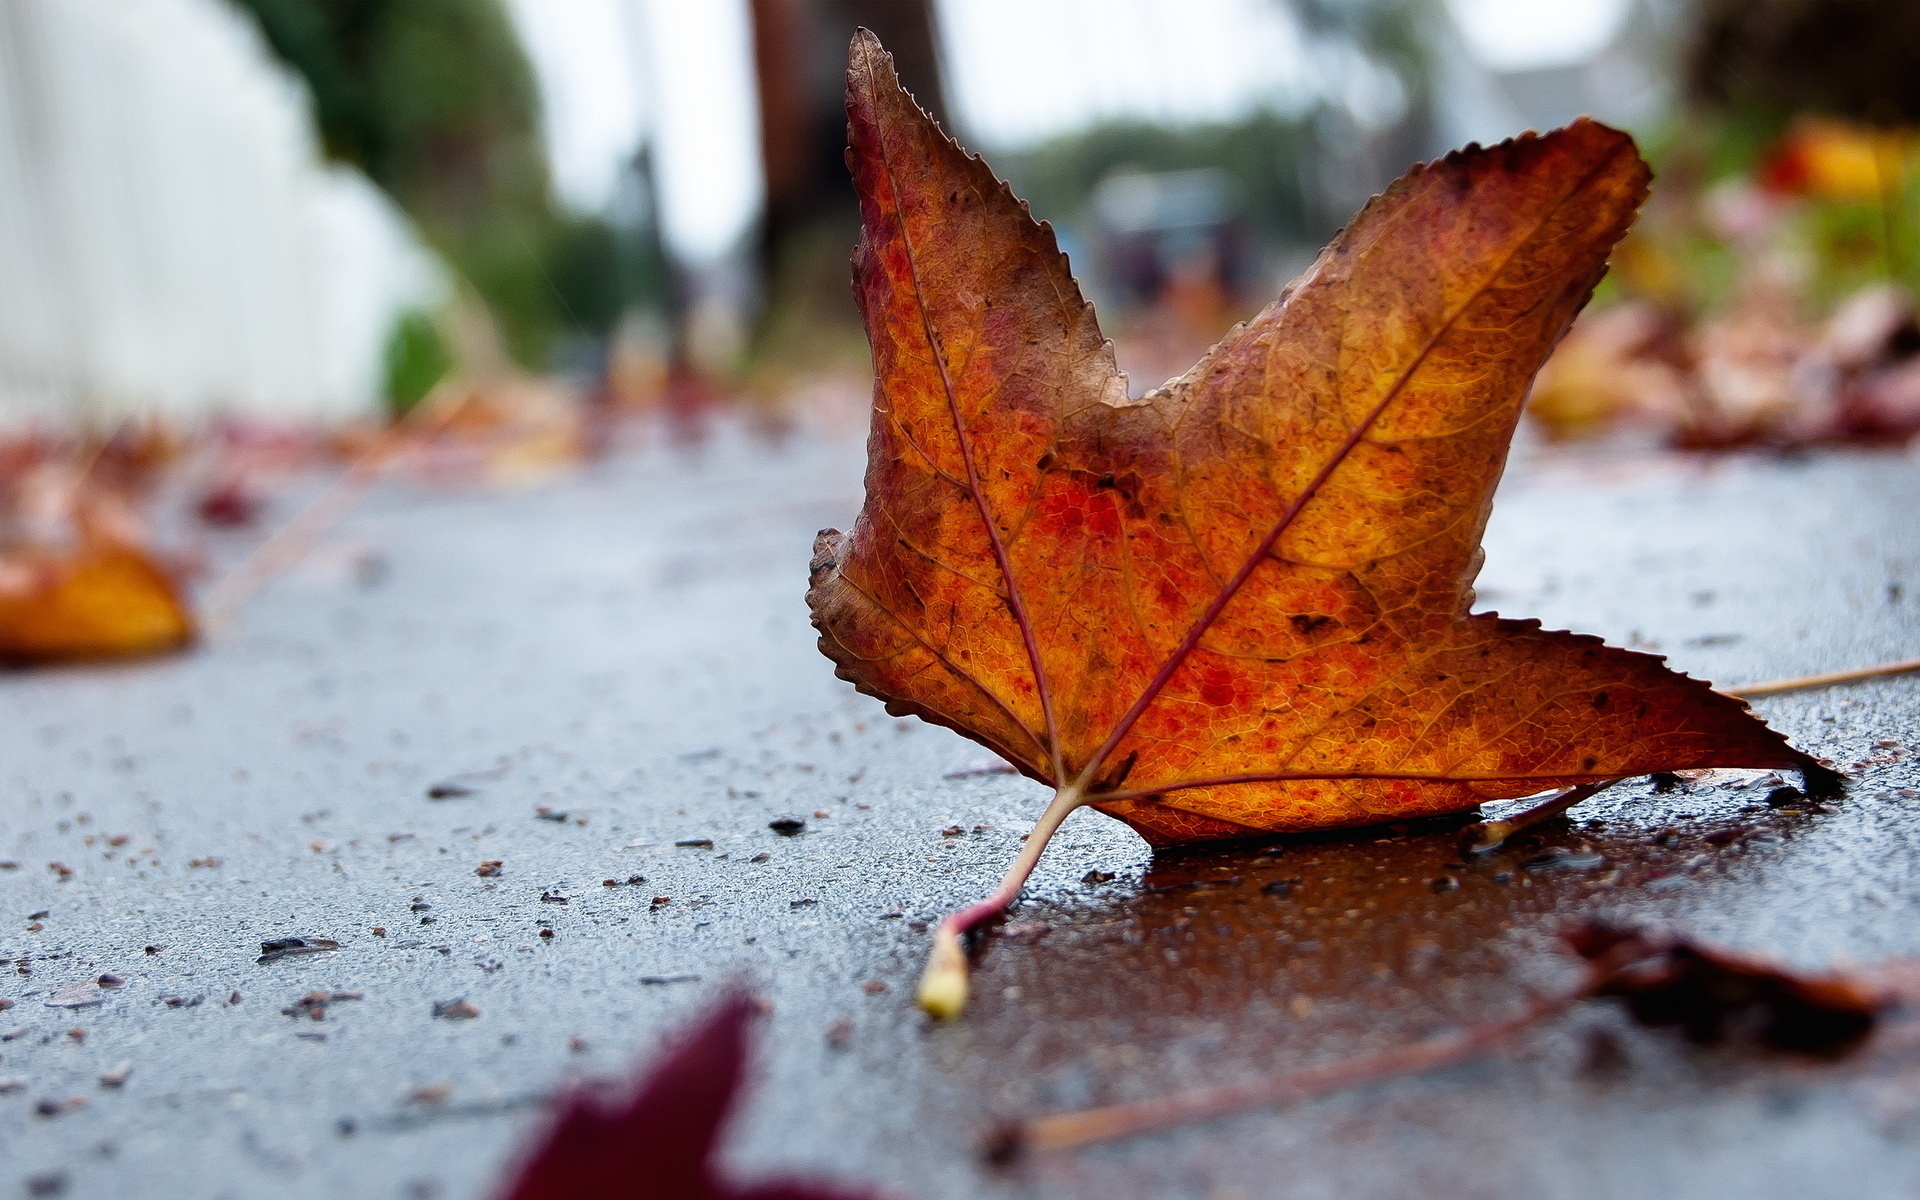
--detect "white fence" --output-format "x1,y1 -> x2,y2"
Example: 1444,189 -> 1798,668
0,0 -> 444,427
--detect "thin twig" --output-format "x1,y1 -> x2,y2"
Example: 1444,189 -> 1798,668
1009,970 -> 1602,1157
200,387 -> 463,632
200,449 -> 393,632
1721,656 -> 1920,699
1461,779 -> 1618,854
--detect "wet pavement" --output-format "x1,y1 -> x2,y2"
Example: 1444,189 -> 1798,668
1,424 -> 1917,1200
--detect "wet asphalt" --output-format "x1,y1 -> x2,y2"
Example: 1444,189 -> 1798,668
1,423 -> 1917,1200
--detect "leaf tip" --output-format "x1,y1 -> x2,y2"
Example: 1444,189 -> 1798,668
847,25 -> 885,64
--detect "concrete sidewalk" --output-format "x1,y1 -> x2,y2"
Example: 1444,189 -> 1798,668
1,426 -> 1917,1200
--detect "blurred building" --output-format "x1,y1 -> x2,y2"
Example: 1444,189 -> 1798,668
1432,0 -> 1681,153
0,0 -> 444,427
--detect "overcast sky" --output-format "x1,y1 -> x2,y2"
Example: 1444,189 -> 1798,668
505,0 -> 1632,265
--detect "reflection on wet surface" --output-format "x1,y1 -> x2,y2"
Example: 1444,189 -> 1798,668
918,769 -> 1920,1196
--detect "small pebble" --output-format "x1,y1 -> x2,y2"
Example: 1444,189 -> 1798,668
34,1096 -> 85,1117
43,981 -> 103,1009
410,1083 -> 452,1105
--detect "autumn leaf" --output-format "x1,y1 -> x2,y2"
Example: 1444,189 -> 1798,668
807,32 -> 1831,1017
494,991 -> 887,1200
0,488 -> 194,666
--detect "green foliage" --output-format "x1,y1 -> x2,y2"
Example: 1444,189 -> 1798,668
547,215 -> 671,340
383,308 -> 451,416
236,0 -> 659,366
1000,113 -> 1319,244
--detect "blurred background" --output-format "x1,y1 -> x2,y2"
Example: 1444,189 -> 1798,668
4,0 -> 1920,660
8,0 -> 1920,437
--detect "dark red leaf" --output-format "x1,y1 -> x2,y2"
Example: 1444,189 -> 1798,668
495,992 -> 888,1200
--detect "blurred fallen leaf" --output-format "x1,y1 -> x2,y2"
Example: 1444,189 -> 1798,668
493,991 -> 888,1200
1526,301 -> 1694,439
1538,279 -> 1920,449
0,476 -> 192,666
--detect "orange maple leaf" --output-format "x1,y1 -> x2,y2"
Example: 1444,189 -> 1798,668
807,32 -> 1829,1016
0,491 -> 193,666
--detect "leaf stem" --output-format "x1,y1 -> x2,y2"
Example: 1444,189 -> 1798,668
918,784 -> 1086,1019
